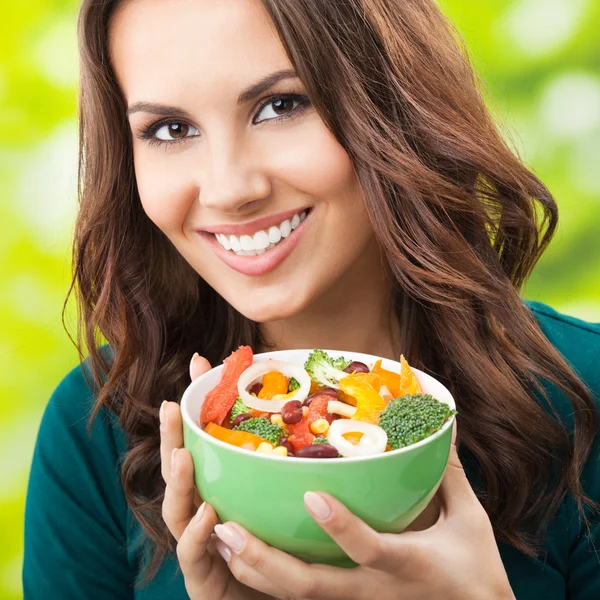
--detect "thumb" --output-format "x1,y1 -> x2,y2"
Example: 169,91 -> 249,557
189,353 -> 212,381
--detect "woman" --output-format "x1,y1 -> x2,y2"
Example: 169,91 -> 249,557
23,0 -> 600,598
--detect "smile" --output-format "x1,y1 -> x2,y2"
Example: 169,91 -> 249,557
213,210 -> 308,256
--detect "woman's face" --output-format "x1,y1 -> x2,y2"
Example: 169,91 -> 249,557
110,0 -> 375,323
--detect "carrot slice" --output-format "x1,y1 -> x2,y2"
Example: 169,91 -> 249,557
258,371 -> 289,399
204,422 -> 267,450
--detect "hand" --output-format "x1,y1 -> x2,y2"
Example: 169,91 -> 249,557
159,353 -> 286,600
212,432 -> 516,600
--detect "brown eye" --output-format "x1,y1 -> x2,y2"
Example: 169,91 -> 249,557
271,98 -> 294,115
254,95 -> 307,124
154,121 -> 199,141
168,123 -> 188,138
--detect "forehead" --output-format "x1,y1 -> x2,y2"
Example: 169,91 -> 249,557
109,0 -> 291,102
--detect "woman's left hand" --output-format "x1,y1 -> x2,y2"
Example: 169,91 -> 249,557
212,442 -> 516,600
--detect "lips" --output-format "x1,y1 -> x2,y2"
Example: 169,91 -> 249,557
199,208 -> 312,277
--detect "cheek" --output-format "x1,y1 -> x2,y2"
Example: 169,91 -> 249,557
263,117 -> 358,201
133,147 -> 198,233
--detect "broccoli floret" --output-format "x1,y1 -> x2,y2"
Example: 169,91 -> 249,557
288,377 -> 301,393
229,397 -> 251,424
232,417 -> 283,445
379,394 -> 456,450
313,436 -> 329,444
304,349 -> 351,389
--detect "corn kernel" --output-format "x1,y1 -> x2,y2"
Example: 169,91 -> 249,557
270,414 -> 284,427
272,446 -> 288,457
256,442 -> 274,454
302,406 -> 309,417
310,418 -> 330,435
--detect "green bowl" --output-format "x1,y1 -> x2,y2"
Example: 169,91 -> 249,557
181,349 -> 455,566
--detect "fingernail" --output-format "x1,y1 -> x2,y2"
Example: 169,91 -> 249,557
451,419 -> 457,446
304,491 -> 331,521
214,523 -> 244,553
159,401 -> 168,430
189,352 -> 199,380
171,448 -> 178,477
215,540 -> 232,563
194,502 -> 206,527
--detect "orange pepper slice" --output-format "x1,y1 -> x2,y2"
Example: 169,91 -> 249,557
372,360 -> 400,397
336,389 -> 358,407
204,422 -> 268,451
258,371 -> 289,400
399,354 -> 422,396
339,372 -> 385,425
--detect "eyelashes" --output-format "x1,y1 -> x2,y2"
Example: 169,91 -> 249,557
136,93 -> 311,149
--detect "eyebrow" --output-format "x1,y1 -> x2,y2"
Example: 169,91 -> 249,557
126,69 -> 299,117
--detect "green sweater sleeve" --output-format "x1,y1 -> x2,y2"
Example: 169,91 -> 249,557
23,363 -> 134,599
528,302 -> 600,600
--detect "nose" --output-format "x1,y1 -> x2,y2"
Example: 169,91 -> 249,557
199,136 -> 271,214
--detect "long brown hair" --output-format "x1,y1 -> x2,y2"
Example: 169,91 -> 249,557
71,0 -> 597,582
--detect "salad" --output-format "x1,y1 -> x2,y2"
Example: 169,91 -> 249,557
198,347 -> 456,459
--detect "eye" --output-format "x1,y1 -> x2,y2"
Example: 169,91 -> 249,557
154,122 -> 199,141
254,94 -> 309,124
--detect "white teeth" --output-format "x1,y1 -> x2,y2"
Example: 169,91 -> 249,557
240,235 -> 254,252
253,230 -> 270,250
214,209 -> 309,254
219,234 -> 232,251
268,226 -> 281,244
280,220 -> 292,238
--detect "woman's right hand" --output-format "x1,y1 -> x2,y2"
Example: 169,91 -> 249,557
159,354 -> 284,600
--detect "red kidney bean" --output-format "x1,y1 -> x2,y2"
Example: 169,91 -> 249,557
295,443 -> 339,459
325,412 -> 340,425
278,436 -> 295,454
232,413 -> 252,427
281,400 -> 303,424
343,361 -> 370,374
303,388 -> 338,407
249,382 -> 262,395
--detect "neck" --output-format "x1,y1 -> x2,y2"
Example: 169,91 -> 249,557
259,238 -> 400,361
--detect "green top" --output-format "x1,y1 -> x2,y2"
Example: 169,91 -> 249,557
23,301 -> 600,599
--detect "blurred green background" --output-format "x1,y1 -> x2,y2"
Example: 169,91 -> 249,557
1,0 -> 599,597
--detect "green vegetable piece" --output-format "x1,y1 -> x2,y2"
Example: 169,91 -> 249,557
313,436 -> 329,444
304,349 -> 351,388
379,394 -> 456,450
232,417 -> 283,446
288,377 -> 301,393
229,397 -> 251,424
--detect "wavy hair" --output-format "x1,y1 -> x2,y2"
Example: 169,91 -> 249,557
71,0 -> 597,582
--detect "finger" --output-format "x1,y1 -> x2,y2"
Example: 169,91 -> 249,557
159,401 -> 184,483
304,492 -> 391,570
437,442 -> 481,516
214,521 -> 366,600
190,353 -> 212,381
163,448 -> 196,541
214,539 -> 291,600
177,503 -> 229,599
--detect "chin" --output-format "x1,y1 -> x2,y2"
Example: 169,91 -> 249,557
227,289 -> 309,324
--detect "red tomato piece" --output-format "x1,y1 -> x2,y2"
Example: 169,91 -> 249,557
306,394 -> 329,425
287,418 -> 315,452
200,346 -> 253,426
